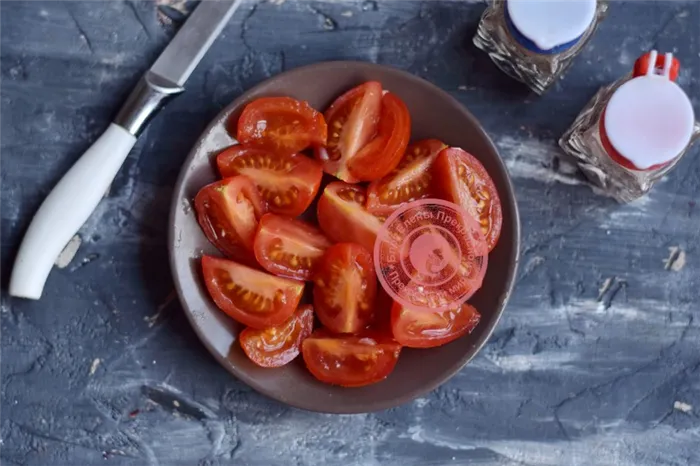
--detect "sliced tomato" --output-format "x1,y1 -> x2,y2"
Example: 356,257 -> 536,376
346,92 -> 411,181
313,243 -> 377,334
316,182 -> 384,252
217,145 -> 322,216
367,139 -> 447,215
372,288 -> 395,336
315,82 -> 382,183
302,330 -> 401,387
195,176 -> 267,264
240,305 -> 314,368
390,301 -> 481,348
202,255 -> 304,329
236,97 -> 327,155
432,148 -> 503,252
253,213 -> 333,281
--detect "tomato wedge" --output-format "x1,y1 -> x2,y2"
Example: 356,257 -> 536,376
253,213 -> 333,281
202,256 -> 304,329
315,82 -> 382,183
302,330 -> 402,387
236,97 -> 327,155
240,305 -> 314,368
195,176 -> 267,264
316,182 -> 384,253
390,301 -> 481,348
217,145 -> 322,217
346,92 -> 411,182
366,139 -> 447,215
313,243 -> 377,334
432,148 -> 503,252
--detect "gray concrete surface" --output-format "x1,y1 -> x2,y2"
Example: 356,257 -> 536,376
2,1 -> 699,465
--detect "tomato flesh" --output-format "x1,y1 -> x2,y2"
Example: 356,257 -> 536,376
202,255 -> 304,329
390,301 -> 481,348
236,97 -> 327,155
432,148 -> 503,252
313,243 -> 377,334
302,330 -> 401,387
367,139 -> 446,215
195,176 -> 267,264
315,82 -> 382,183
347,92 -> 411,182
254,213 -> 333,281
217,145 -> 322,217
240,305 -> 314,368
316,182 -> 384,253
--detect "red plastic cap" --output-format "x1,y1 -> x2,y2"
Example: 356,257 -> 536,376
633,51 -> 680,81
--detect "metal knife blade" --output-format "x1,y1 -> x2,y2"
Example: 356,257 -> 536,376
114,0 -> 242,136
151,0 -> 243,87
8,0 -> 242,300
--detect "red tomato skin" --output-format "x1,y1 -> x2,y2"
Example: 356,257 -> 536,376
216,145 -> 323,217
390,301 -> 481,348
315,82 -> 383,183
347,92 -> 411,182
316,182 -> 383,253
236,97 -> 327,155
432,148 -> 503,252
301,330 -> 402,387
202,255 -> 304,329
366,139 -> 446,216
313,243 -> 377,334
240,305 -> 315,368
253,213 -> 332,281
194,176 -> 267,265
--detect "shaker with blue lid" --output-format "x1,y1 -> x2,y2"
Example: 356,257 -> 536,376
474,0 -> 608,94
560,50 -> 700,202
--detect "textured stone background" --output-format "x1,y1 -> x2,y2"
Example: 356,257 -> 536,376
2,1 -> 699,465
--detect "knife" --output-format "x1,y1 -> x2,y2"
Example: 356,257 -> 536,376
9,0 -> 242,299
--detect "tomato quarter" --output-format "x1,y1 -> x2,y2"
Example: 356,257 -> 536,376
240,305 -> 314,368
346,92 -> 411,181
390,301 -> 481,348
315,82 -> 382,183
202,255 -> 305,329
254,213 -> 333,281
432,148 -> 503,252
313,243 -> 377,334
195,176 -> 267,264
302,330 -> 402,387
367,139 -> 446,215
217,145 -> 322,217
316,182 -> 384,253
236,97 -> 327,154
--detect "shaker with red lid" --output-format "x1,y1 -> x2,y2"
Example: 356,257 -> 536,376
559,50 -> 700,202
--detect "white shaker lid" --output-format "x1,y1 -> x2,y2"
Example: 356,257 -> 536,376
604,52 -> 695,170
507,0 -> 597,50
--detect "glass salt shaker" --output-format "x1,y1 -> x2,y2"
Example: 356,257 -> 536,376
473,0 -> 608,94
559,51 -> 700,203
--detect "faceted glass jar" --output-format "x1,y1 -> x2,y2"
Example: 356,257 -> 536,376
473,0 -> 608,94
559,75 -> 700,203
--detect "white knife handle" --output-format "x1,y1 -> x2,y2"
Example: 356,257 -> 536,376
9,123 -> 137,299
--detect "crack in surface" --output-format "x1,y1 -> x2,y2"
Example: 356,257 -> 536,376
66,5 -> 94,54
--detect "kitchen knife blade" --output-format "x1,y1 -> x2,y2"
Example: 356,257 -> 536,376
9,0 -> 242,300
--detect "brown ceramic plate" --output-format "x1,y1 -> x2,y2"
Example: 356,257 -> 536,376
168,61 -> 520,413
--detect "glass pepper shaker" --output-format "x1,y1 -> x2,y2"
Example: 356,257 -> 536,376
473,0 -> 608,94
559,51 -> 700,203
